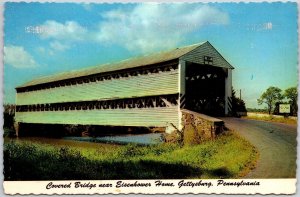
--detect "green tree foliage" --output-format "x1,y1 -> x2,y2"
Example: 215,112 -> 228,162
3,104 -> 15,129
231,88 -> 247,117
284,87 -> 298,116
257,87 -> 283,114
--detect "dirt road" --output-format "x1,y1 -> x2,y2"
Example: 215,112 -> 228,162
222,117 -> 297,178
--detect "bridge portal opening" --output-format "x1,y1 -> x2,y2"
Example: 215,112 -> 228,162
185,62 -> 226,116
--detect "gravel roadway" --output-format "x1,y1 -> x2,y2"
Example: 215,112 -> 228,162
222,117 -> 297,178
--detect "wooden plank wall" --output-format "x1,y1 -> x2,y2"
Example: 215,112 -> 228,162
16,70 -> 179,105
15,107 -> 179,127
180,42 -> 232,69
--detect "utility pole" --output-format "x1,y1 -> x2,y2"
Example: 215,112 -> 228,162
240,89 -> 242,99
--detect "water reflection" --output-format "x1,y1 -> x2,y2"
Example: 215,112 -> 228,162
63,133 -> 163,145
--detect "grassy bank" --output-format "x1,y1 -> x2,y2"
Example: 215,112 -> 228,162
243,115 -> 297,125
4,131 -> 258,180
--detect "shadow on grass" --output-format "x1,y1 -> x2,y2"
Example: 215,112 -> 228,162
4,158 -> 201,180
207,167 -> 233,178
4,143 -> 232,180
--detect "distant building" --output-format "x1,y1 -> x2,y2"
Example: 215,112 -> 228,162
15,41 -> 234,135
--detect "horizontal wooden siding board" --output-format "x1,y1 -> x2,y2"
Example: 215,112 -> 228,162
15,107 -> 179,127
16,70 -> 179,105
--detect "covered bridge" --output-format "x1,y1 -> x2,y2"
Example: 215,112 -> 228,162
15,41 -> 234,136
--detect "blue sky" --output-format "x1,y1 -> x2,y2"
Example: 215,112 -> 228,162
3,2 -> 298,108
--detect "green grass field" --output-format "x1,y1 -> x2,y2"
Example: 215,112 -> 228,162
4,131 -> 258,180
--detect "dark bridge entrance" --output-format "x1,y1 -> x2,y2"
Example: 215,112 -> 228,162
185,62 -> 226,116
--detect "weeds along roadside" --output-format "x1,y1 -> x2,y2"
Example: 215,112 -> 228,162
242,115 -> 297,125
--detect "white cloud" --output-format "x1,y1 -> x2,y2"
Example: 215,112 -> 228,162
37,20 -> 86,53
39,20 -> 87,41
264,22 -> 273,30
48,50 -> 55,56
96,3 -> 229,53
50,41 -> 70,51
82,3 -> 93,11
36,4 -> 229,54
4,45 -> 39,68
36,46 -> 46,54
37,20 -> 90,54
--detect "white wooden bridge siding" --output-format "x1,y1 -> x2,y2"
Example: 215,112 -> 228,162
15,41 -> 234,129
16,70 -> 178,105
15,107 -> 179,128
180,42 -> 233,69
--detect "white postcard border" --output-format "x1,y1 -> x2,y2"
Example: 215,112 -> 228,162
3,179 -> 297,195
1,0 -> 299,196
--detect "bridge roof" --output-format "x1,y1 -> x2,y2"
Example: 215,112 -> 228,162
17,41 -> 233,88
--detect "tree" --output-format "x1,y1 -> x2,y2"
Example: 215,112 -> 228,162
3,104 -> 16,129
284,87 -> 297,116
257,87 -> 283,114
231,88 -> 247,117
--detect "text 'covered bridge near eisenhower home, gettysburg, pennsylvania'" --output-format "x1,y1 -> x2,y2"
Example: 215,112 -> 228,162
14,41 -> 234,137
